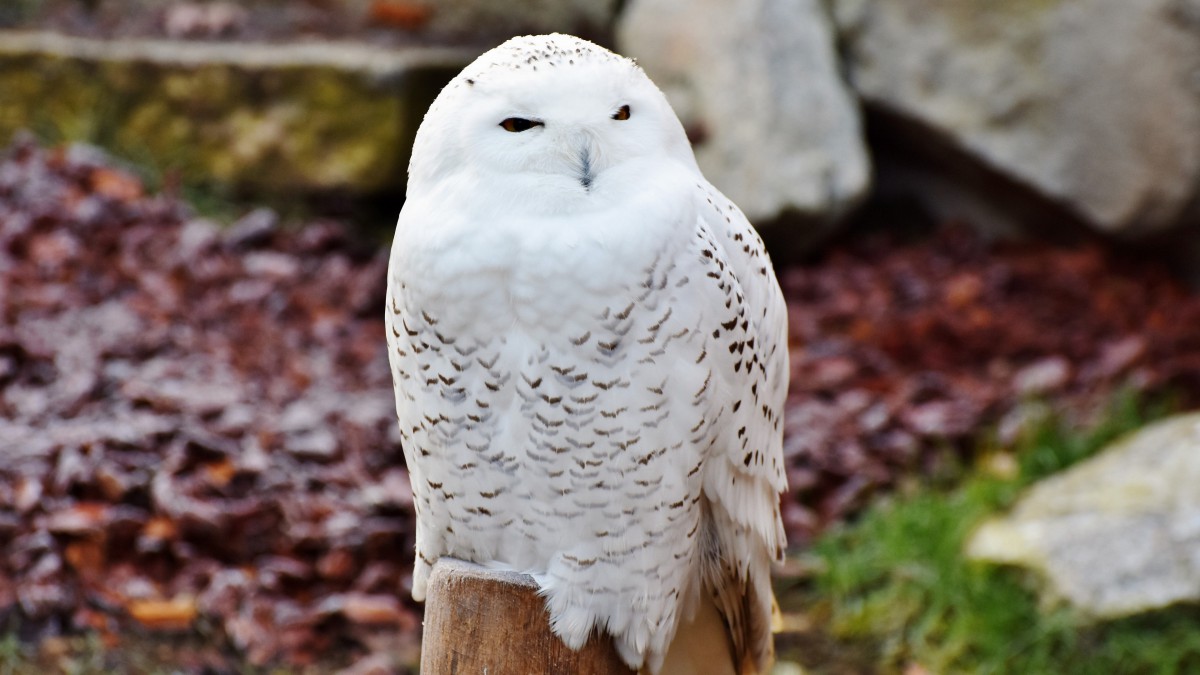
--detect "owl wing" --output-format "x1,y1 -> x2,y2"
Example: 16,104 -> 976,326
690,180 -> 788,674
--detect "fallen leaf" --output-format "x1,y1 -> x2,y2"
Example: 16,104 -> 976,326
127,595 -> 198,630
141,515 -> 178,542
44,502 -> 111,534
367,1 -> 432,30
325,593 -> 413,627
203,457 -> 237,488
90,167 -> 143,201
64,537 -> 106,575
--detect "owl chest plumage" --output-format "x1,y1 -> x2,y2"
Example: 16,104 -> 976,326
384,182 -> 759,649
392,208 -> 704,533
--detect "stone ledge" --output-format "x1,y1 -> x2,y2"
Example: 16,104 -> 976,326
0,30 -> 481,194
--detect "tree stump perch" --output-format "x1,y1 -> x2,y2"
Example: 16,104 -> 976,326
421,558 -> 636,674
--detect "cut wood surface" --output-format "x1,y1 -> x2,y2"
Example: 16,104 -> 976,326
421,558 -> 636,675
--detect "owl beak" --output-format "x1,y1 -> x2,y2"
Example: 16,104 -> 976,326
579,146 -> 594,191
567,129 -> 601,192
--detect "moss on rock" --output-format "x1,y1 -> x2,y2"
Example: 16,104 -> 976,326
0,31 -> 474,195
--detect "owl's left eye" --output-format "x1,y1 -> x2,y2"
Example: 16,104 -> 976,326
500,117 -> 543,132
612,105 -> 631,121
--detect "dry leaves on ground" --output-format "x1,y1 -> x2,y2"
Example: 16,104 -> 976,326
3,136 -> 1200,668
0,135 -> 415,669
780,226 -> 1200,541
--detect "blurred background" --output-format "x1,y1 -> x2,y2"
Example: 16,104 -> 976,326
2,1 -> 1200,673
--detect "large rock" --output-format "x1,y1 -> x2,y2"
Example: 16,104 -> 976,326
0,31 -> 475,194
616,0 -> 870,228
832,0 -> 1200,237
967,413 -> 1200,618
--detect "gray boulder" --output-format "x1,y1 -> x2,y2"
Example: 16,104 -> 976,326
967,413 -> 1200,618
617,0 -> 870,227
832,0 -> 1200,237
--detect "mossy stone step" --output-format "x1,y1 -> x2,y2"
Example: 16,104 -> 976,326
0,30 -> 479,194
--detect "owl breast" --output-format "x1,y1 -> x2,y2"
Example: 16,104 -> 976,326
386,197 -> 731,657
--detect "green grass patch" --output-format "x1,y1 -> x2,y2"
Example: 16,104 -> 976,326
787,391 -> 1200,674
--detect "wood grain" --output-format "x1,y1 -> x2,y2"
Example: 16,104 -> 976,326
421,558 -> 636,674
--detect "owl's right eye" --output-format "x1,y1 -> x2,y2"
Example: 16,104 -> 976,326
500,118 -> 543,132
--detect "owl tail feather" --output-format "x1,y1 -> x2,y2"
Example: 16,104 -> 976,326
699,499 -> 778,675
645,593 -> 739,675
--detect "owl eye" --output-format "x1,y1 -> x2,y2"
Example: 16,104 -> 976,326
500,117 -> 542,132
611,105 -> 631,121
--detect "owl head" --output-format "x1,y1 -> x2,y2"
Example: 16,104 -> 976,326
407,34 -> 699,214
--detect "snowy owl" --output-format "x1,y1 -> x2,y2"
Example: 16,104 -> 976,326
386,34 -> 788,675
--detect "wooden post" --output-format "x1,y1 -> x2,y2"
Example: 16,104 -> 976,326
420,558 -> 636,675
